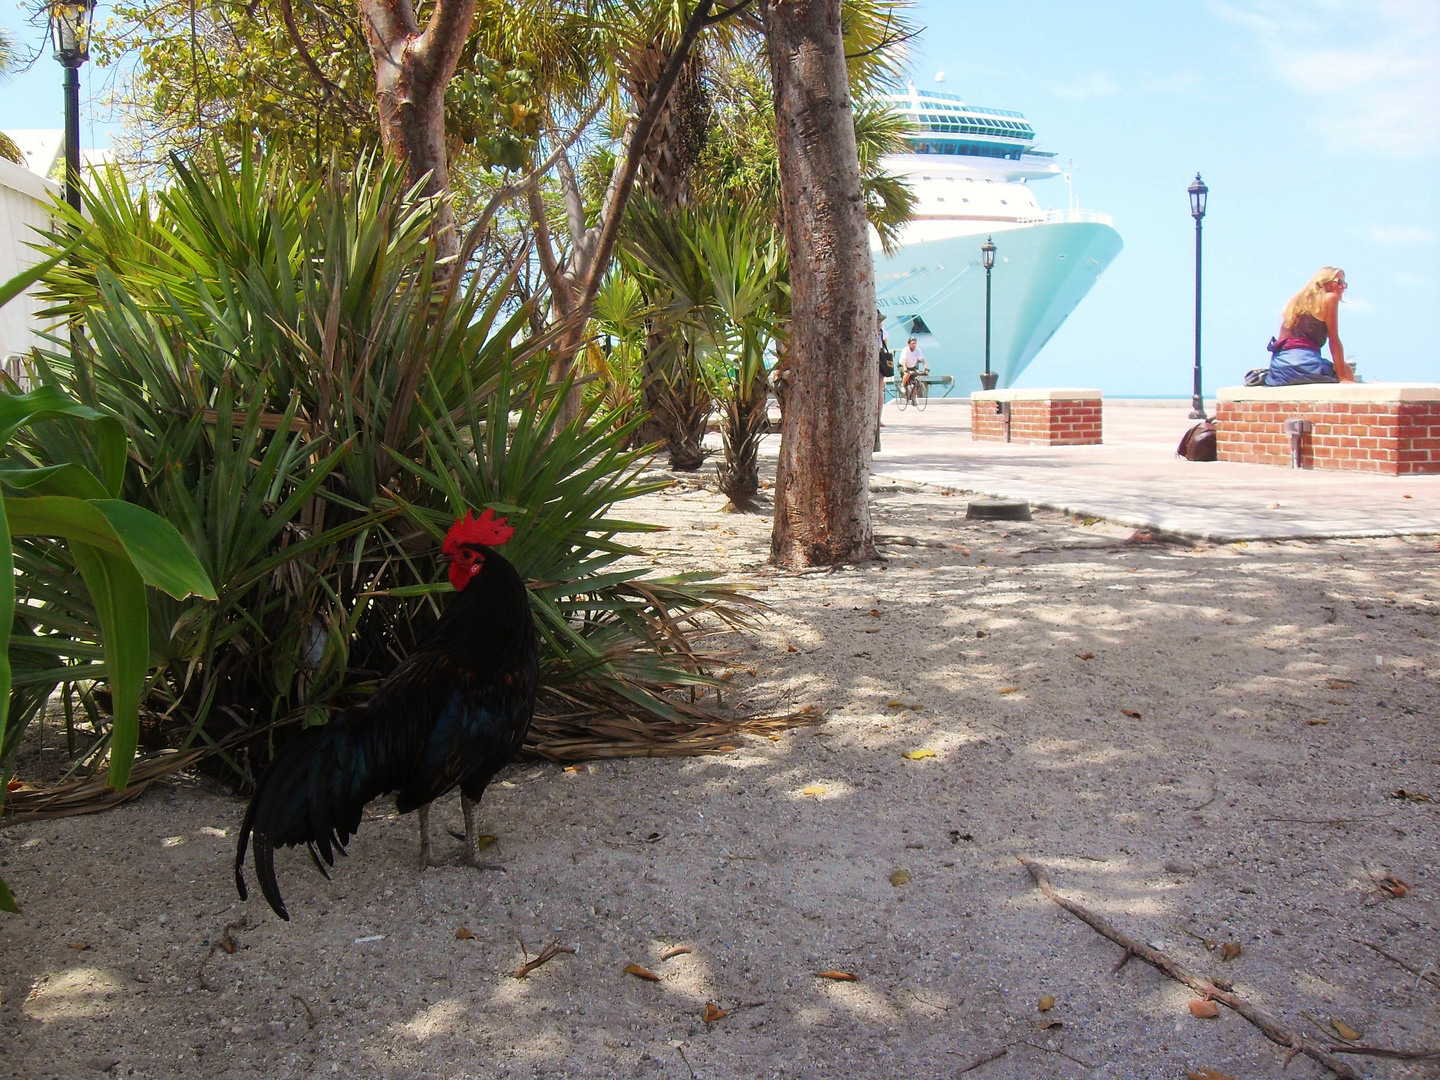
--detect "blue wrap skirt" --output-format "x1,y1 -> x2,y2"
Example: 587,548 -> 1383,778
1266,347 -> 1337,387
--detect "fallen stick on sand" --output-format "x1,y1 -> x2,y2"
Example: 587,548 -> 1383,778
1016,855 -> 1363,1080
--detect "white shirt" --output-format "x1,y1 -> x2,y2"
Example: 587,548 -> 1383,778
900,344 -> 925,371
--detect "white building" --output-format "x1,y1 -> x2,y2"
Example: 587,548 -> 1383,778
0,139 -> 62,375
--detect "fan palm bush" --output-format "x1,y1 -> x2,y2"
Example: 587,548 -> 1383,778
24,140 -> 755,787
622,196 -> 787,509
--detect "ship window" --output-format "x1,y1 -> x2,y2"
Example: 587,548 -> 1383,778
937,197 -> 945,202
1000,200 -> 1008,204
962,198 -> 969,203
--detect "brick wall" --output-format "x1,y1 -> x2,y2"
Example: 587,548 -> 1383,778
1215,400 -> 1440,475
971,398 -> 1102,445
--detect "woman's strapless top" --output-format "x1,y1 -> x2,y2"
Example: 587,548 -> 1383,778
1280,311 -> 1327,350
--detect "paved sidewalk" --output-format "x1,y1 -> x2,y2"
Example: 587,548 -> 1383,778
866,397 -> 1440,541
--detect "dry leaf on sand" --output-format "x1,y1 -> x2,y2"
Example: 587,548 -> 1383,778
68,942 -> 88,951
903,749 -> 936,760
1375,875 -> 1411,898
1330,1017 -> 1362,1041
1077,652 -> 1094,660
1304,717 -> 1328,725
1121,709 -> 1142,719
890,869 -> 912,886
703,1002 -> 727,1023
999,686 -> 1021,695
801,785 -> 827,797
815,971 -> 857,981
661,946 -> 692,960
1391,789 -> 1433,803
1037,996 -> 1055,1011
455,926 -> 475,940
1035,1018 -> 1063,1030
563,765 -> 582,773
1188,999 -> 1220,1019
623,964 -> 661,982
1187,1071 -> 1240,1080
1220,943 -> 1242,961
514,943 -> 575,979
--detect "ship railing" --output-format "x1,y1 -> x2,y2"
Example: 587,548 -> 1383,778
1020,208 -> 1113,226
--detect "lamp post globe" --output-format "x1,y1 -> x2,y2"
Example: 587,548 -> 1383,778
48,0 -> 97,216
1187,174 -> 1208,420
979,236 -> 998,390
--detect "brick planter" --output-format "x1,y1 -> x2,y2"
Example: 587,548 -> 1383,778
1215,384 -> 1440,475
970,389 -> 1103,445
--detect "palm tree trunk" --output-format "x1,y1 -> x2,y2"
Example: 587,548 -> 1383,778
717,379 -> 768,508
762,0 -> 877,566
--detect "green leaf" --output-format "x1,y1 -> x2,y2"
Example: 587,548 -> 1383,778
4,496 -> 215,600
0,495 -> 12,807
0,385 -> 106,449
91,501 -> 216,601
68,541 -> 150,791
0,238 -> 80,312
0,874 -> 16,914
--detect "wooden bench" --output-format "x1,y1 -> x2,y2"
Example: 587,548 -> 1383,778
970,388 -> 1103,445
885,373 -> 955,400
1215,384 -> 1440,475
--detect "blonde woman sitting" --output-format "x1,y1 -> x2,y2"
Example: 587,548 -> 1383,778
1266,266 -> 1354,386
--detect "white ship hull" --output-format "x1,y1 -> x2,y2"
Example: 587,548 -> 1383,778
873,92 -> 1123,389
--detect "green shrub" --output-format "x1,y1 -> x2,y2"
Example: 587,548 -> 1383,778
25,141 -> 753,787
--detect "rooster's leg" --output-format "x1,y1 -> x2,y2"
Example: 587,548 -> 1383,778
461,794 -> 506,872
417,804 -> 433,869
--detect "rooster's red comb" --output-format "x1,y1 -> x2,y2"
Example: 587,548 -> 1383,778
442,508 -> 514,553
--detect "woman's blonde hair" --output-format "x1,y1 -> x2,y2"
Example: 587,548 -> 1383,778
1281,266 -> 1345,327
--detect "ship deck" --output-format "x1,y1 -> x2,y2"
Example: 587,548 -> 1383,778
766,399 -> 1440,542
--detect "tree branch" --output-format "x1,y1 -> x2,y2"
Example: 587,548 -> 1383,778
461,95 -> 608,263
412,0 -> 477,88
703,0 -> 756,25
274,0 -> 344,100
1017,857 -> 1362,1080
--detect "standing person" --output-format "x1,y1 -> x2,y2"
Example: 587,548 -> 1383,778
1265,267 -> 1355,385
899,336 -> 926,395
877,312 -> 891,428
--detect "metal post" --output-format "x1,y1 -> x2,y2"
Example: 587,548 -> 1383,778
63,63 -> 82,214
979,263 -> 999,391
1189,214 -> 1204,419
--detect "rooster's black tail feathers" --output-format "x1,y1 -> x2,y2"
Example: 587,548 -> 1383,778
234,718 -> 378,920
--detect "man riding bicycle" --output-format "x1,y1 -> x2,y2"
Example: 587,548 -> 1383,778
899,337 -> 927,398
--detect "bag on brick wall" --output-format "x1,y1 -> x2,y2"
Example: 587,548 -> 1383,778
1243,366 -> 1269,386
1177,421 -> 1217,462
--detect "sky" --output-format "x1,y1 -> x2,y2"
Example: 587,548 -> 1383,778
3,1 -> 1438,394
904,0 -> 1439,393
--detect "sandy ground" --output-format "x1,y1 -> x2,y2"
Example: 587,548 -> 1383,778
2,466 -> 1438,1080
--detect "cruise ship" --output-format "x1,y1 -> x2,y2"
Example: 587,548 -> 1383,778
874,87 -> 1122,390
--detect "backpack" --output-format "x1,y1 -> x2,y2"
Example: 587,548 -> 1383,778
1177,421 -> 1217,462
879,348 -> 894,378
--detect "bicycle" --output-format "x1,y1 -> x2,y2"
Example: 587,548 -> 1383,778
896,365 -> 929,412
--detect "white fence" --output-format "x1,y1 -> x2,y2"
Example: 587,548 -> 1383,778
0,157 -> 61,383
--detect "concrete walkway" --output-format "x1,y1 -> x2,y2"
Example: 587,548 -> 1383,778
867,397 -> 1440,541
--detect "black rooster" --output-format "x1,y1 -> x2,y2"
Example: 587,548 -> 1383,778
234,509 -> 538,920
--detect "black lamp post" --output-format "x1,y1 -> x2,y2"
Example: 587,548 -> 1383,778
49,0 -> 97,216
1187,173 -> 1208,419
979,235 -> 998,391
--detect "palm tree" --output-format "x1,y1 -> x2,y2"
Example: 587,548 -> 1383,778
0,29 -> 23,165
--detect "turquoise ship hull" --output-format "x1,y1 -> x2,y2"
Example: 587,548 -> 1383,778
875,220 -> 1123,390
